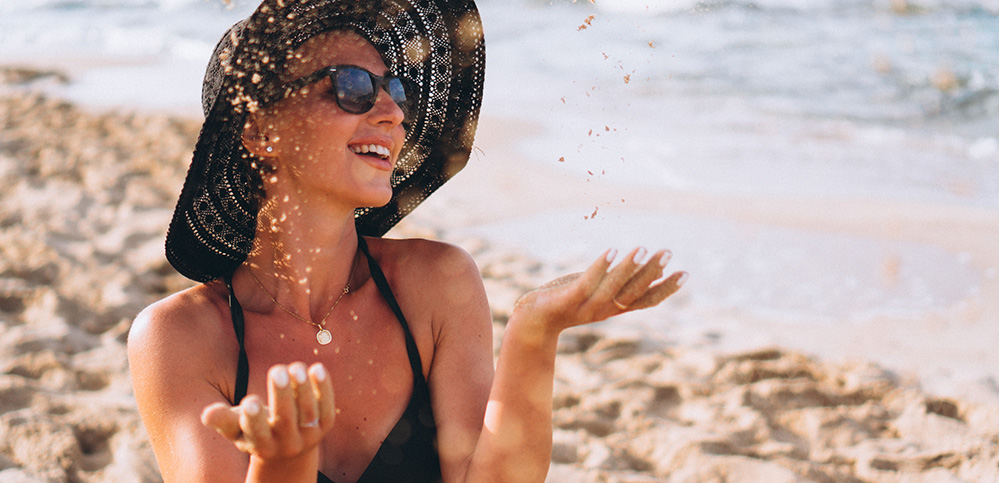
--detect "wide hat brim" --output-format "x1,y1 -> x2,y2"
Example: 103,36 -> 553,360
165,0 -> 485,282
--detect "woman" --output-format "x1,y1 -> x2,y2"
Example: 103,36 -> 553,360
128,0 -> 687,482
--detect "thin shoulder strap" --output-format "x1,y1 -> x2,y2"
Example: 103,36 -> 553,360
224,275 -> 250,406
356,236 -> 426,382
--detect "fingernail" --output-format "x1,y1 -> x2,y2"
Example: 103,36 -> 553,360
659,250 -> 672,267
310,364 -> 327,382
632,247 -> 647,264
245,400 -> 261,416
605,248 -> 618,263
676,272 -> 689,287
272,368 -> 289,388
290,364 -> 307,384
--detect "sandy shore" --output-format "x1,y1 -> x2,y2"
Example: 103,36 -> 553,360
1,67 -> 998,482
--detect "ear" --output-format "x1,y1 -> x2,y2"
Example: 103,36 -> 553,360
241,113 -> 276,158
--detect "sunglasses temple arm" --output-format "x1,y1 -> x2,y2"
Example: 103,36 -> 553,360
263,69 -> 331,104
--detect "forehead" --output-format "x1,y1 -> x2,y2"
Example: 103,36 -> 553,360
285,30 -> 387,79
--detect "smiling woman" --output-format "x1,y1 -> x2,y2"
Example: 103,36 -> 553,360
242,31 -> 407,214
126,1 -> 685,482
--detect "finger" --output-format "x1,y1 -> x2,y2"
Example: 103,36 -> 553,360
613,250 -> 671,309
238,395 -> 272,454
592,247 -> 647,303
628,271 -> 688,310
520,249 -> 616,311
268,365 -> 299,439
574,248 -> 618,296
202,402 -> 241,441
309,363 -> 336,431
289,362 -> 319,429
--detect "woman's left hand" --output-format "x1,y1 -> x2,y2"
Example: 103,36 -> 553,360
512,247 -> 687,337
200,362 -> 335,464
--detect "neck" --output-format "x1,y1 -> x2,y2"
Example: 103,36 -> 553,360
241,189 -> 363,322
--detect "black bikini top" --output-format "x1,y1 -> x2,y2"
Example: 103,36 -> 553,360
225,236 -> 442,483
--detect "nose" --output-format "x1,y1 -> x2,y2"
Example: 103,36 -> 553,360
368,87 -> 406,126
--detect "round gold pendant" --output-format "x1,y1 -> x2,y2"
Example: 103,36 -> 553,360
316,329 -> 332,345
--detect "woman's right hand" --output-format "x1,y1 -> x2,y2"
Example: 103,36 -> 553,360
511,247 -> 686,338
201,362 -> 335,465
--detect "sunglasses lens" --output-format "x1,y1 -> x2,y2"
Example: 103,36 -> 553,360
387,78 -> 406,103
389,77 -> 415,120
335,68 -> 376,114
332,67 -> 414,120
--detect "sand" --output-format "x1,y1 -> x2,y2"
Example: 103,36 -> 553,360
1,67 -> 997,482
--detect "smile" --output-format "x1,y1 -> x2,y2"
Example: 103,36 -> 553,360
349,143 -> 391,160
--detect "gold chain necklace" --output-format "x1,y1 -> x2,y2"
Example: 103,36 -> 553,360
248,254 -> 357,345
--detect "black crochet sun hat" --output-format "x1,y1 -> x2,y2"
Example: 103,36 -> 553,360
165,0 -> 485,282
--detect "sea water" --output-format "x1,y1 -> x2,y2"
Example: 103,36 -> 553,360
0,0 -> 996,325
479,0 -> 999,207
466,0 -> 998,326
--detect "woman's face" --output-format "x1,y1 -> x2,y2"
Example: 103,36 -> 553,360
251,30 -> 406,209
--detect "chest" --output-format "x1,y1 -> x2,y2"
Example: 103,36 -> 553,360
242,292 -> 421,481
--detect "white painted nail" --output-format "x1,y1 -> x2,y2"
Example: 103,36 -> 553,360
272,368 -> 289,388
290,365 -> 307,384
659,251 -> 672,267
311,364 -> 327,382
245,399 -> 261,416
605,249 -> 618,263
632,247 -> 647,264
676,272 -> 689,287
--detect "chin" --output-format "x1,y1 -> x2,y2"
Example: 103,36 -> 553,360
359,185 -> 394,209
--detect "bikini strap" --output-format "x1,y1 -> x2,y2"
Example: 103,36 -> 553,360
226,238 -> 423,406
356,236 -> 426,383
225,275 -> 250,406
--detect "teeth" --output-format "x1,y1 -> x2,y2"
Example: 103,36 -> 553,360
350,144 -> 391,159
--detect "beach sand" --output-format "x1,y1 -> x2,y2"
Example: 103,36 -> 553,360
1,67 -> 997,482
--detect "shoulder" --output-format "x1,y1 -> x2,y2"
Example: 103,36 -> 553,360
127,282 -> 236,394
363,236 -> 491,340
128,283 -> 249,481
129,282 -> 230,355
364,236 -> 482,288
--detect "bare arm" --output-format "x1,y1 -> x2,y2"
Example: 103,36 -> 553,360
428,246 -> 685,482
469,247 -> 684,481
128,292 -> 335,483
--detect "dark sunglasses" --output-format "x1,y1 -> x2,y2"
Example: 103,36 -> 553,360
268,65 -> 415,120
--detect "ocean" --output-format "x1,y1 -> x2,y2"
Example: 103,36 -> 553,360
1,0 -> 996,325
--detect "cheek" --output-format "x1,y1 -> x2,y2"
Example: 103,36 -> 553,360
266,95 -> 321,137
274,112 -> 346,154
265,95 -> 363,161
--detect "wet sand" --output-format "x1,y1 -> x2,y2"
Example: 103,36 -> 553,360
1,68 -> 997,482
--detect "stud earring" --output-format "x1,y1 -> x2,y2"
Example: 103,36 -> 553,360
265,146 -> 274,153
